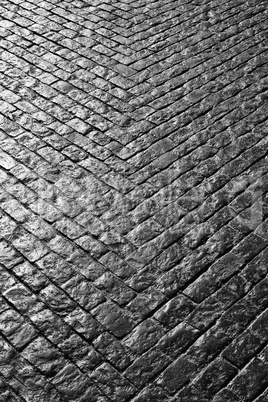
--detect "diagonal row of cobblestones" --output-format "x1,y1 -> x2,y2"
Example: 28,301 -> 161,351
1,0 -> 268,401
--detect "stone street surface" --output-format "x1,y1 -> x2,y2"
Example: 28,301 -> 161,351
1,0 -> 268,400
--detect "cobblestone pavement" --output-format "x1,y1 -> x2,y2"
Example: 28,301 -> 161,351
1,0 -> 268,400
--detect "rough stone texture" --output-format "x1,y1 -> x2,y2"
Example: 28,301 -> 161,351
0,0 -> 268,400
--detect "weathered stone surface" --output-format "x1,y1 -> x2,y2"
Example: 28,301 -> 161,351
91,363 -> 136,401
64,308 -> 102,341
93,332 -> 133,370
154,293 -> 196,327
193,358 -> 237,397
95,272 -> 135,305
54,217 -> 87,239
62,275 -> 105,310
0,309 -> 23,337
0,307 -> 37,349
126,219 -> 163,246
125,347 -> 171,388
132,385 -> 169,402
126,287 -> 166,321
40,285 -> 76,316
158,322 -> 200,358
92,301 -> 135,337
36,253 -> 73,285
11,228 -> 48,262
0,241 -> 23,268
21,337 -> 66,375
0,267 -> 16,294
99,251 -> 133,279
51,364 -> 95,400
0,150 -> 16,170
3,284 -> 38,315
157,355 -> 196,394
212,389 -> 241,402
123,318 -> 164,354
187,274 -> 249,330
229,358 -> 268,400
75,235 -> 108,258
223,309 -> 268,367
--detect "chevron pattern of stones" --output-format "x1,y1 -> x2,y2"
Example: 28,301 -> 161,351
0,0 -> 268,400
